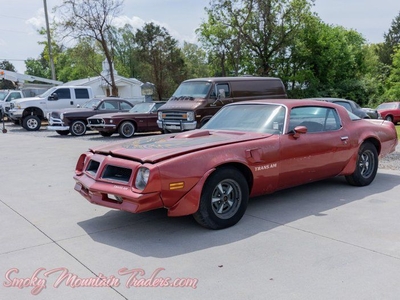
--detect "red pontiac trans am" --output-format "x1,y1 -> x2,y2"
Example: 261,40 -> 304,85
74,99 -> 398,229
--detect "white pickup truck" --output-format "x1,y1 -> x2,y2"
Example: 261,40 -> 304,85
8,86 -> 94,131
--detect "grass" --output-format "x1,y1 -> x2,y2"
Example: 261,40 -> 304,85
396,125 -> 400,139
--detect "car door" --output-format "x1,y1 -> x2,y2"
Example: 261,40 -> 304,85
278,106 -> 352,189
46,88 -> 73,111
138,103 -> 163,131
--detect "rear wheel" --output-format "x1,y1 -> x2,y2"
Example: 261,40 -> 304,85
70,120 -> 86,136
23,115 -> 41,131
193,167 -> 249,229
345,142 -> 378,186
385,115 -> 394,123
118,121 -> 136,138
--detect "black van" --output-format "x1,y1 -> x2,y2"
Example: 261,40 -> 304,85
157,76 -> 287,132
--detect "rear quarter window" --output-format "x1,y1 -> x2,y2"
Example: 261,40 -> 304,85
75,89 -> 90,99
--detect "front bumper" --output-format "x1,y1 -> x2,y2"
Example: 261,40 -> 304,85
47,117 -> 69,131
8,108 -> 23,120
73,174 -> 164,213
157,120 -> 197,131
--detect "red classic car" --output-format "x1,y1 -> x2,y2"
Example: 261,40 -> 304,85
87,101 -> 166,138
73,99 -> 398,229
377,102 -> 400,124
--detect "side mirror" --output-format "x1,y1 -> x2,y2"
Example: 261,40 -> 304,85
48,93 -> 58,101
291,125 -> 307,139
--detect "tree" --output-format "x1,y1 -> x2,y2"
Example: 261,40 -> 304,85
377,11 -> 400,66
134,22 -> 186,99
0,60 -> 17,89
384,46 -> 400,100
200,0 -> 314,76
181,42 -> 210,79
55,0 -> 124,96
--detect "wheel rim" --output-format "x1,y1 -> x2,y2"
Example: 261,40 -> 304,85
122,124 -> 134,137
211,179 -> 242,219
26,118 -> 38,129
359,149 -> 375,178
72,122 -> 85,135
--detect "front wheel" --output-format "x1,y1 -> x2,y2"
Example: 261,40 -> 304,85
193,167 -> 249,229
118,121 -> 136,138
345,142 -> 378,186
70,120 -> 86,136
23,115 -> 41,131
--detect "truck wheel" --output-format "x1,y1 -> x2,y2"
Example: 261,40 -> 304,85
193,167 -> 249,229
70,120 -> 86,136
119,121 -> 136,138
345,142 -> 378,186
56,130 -> 69,136
23,115 -> 41,131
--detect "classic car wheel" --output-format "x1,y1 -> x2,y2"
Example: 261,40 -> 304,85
345,142 -> 378,186
119,121 -> 136,138
22,115 -> 41,131
99,131 -> 113,137
70,120 -> 87,136
385,115 -> 394,123
193,167 -> 249,229
56,130 -> 69,135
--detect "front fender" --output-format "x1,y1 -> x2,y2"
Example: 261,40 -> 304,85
167,168 -> 215,217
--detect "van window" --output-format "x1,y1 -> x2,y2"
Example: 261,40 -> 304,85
210,83 -> 230,98
75,88 -> 90,99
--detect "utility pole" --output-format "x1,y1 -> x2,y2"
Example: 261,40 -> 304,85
43,0 -> 56,81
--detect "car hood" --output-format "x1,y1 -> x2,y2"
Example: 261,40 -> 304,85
158,99 -> 206,111
13,96 -> 41,103
90,130 -> 271,163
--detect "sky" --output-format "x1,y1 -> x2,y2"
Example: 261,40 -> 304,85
0,0 -> 399,74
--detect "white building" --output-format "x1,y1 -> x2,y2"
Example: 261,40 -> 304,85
63,60 -> 145,102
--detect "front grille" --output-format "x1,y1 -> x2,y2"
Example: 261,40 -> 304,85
102,165 -> 132,183
160,111 -> 188,121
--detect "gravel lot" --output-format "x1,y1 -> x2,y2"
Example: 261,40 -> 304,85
1,120 -> 399,170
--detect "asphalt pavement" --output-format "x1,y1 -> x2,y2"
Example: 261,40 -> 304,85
1,123 -> 400,300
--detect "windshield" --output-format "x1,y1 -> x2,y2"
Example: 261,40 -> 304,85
82,99 -> 101,108
203,104 -> 286,133
377,103 -> 398,110
172,82 -> 212,99
129,102 -> 154,113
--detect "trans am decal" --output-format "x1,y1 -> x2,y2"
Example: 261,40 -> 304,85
255,163 -> 277,171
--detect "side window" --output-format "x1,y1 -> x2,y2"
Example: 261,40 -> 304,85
6,92 -> 22,102
334,101 -> 352,112
101,101 -> 118,110
216,83 -> 230,98
120,102 -> 131,110
54,88 -> 71,99
75,88 -> 90,99
289,106 -> 341,133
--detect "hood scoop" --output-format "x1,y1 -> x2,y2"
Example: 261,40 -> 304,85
172,130 -> 211,139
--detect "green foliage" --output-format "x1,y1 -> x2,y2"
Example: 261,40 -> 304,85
0,60 -> 17,89
384,46 -> 400,100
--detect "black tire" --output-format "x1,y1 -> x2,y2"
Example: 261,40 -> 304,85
99,131 -> 113,137
193,167 -> 249,229
118,121 -> 136,138
56,130 -> 69,136
22,115 -> 41,131
70,120 -> 86,136
345,142 -> 378,186
385,115 -> 394,123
